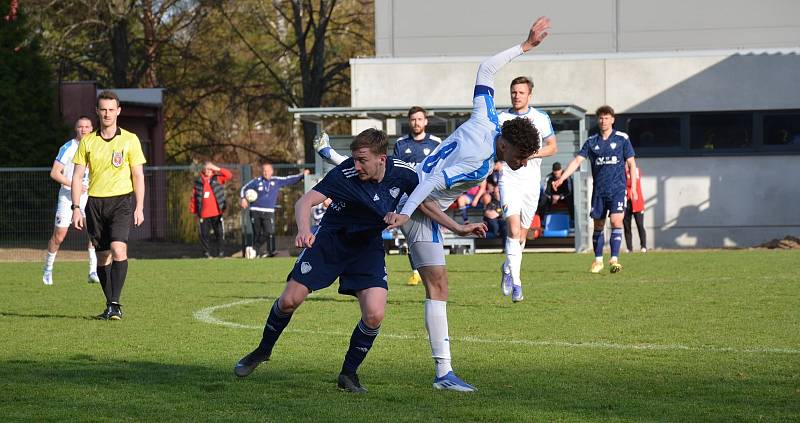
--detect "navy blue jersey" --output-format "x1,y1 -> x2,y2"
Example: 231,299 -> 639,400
578,130 -> 635,195
241,173 -> 304,212
392,134 -> 441,166
313,157 -> 418,235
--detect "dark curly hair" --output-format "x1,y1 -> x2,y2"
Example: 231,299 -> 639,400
501,117 -> 540,157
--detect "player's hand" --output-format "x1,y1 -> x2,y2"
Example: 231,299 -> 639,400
551,178 -> 563,191
384,212 -> 410,230
134,208 -> 144,226
295,229 -> 315,248
240,198 -> 249,209
522,16 -> 550,51
456,222 -> 487,238
303,168 -> 311,176
72,209 -> 84,230
632,189 -> 639,202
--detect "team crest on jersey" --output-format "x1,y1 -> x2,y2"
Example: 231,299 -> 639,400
300,262 -> 312,274
423,148 -> 431,155
111,151 -> 124,167
610,142 -> 617,149
373,194 -> 380,201
389,187 -> 400,198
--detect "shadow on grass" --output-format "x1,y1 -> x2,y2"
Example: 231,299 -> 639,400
0,356 -> 795,422
0,311 -> 94,320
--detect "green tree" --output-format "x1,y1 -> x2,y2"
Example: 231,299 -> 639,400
0,1 -> 67,166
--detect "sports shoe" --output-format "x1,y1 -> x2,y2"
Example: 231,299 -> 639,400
590,261 -> 604,274
609,260 -> 623,274
234,349 -> 270,378
640,248 -> 647,253
432,371 -> 477,392
406,272 -> 421,286
511,285 -> 524,303
500,262 -> 512,296
313,131 -> 332,160
42,271 -> 53,285
337,373 -> 367,393
107,303 -> 123,320
95,305 -> 112,320
88,272 -> 100,284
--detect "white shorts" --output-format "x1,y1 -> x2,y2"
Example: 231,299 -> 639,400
55,188 -> 87,228
401,210 -> 446,269
499,180 -> 540,229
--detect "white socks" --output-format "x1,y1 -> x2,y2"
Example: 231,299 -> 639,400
44,251 -> 56,272
88,248 -> 97,273
504,237 -> 523,287
424,299 -> 452,377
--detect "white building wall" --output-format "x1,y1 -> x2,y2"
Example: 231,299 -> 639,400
637,156 -> 800,248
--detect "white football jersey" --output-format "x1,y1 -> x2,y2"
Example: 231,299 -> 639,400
54,139 -> 89,193
497,106 -> 554,186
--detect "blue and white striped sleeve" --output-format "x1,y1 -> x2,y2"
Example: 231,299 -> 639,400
471,44 -> 525,123
54,141 -> 72,164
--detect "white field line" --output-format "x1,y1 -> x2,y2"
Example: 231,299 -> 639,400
193,298 -> 800,355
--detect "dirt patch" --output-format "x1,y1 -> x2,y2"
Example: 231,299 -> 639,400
755,235 -> 800,249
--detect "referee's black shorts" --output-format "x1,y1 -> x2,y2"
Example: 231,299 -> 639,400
85,193 -> 133,251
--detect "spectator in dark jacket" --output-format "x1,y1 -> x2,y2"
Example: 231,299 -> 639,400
190,162 -> 232,258
542,162 -> 574,220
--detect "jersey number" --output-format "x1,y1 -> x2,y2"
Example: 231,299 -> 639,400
421,142 -> 458,174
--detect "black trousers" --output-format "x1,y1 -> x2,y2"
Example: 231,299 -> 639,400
199,215 -> 225,257
251,210 -> 276,255
623,203 -> 646,251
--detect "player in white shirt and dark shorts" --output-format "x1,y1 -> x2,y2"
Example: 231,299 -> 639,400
42,116 -> 99,285
497,76 -> 558,302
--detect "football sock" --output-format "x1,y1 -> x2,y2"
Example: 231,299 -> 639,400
504,237 -> 523,287
109,260 -> 128,303
44,251 -> 56,272
88,248 -> 97,273
424,299 -> 452,378
97,265 -> 111,303
257,299 -> 293,356
610,228 -> 623,261
459,206 -> 469,223
593,230 -> 605,259
341,319 -> 380,375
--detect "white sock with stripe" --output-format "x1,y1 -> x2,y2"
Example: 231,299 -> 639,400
424,299 -> 452,378
505,237 -> 523,287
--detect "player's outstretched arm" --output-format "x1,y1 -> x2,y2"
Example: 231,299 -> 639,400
294,189 -> 327,248
553,156 -> 584,190
418,199 -> 487,238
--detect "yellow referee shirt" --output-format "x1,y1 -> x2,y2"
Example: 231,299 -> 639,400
73,127 -> 147,197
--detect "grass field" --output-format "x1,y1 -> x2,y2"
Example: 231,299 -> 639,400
1,250 -> 798,422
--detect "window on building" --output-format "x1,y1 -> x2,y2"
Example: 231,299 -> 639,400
763,113 -> 800,146
623,116 -> 681,148
690,113 -> 752,150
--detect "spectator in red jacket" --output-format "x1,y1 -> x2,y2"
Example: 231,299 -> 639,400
624,166 -> 646,252
190,162 -> 233,258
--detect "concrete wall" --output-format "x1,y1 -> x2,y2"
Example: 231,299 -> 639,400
375,0 -> 800,57
635,156 -> 800,248
351,51 -> 800,115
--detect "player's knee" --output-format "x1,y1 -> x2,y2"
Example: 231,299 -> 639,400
362,310 -> 384,328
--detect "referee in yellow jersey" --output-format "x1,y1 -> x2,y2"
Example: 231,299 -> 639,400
71,90 -> 147,320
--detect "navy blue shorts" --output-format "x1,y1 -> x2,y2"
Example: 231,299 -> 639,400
590,190 -> 627,219
288,228 -> 388,296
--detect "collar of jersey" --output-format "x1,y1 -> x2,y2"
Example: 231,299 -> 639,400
96,127 -> 122,141
506,106 -> 532,116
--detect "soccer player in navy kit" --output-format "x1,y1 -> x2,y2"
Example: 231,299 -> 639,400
553,105 -> 639,273
234,128 -> 419,393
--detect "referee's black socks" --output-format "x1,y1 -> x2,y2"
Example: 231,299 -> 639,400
110,260 -> 128,304
96,265 -> 111,303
